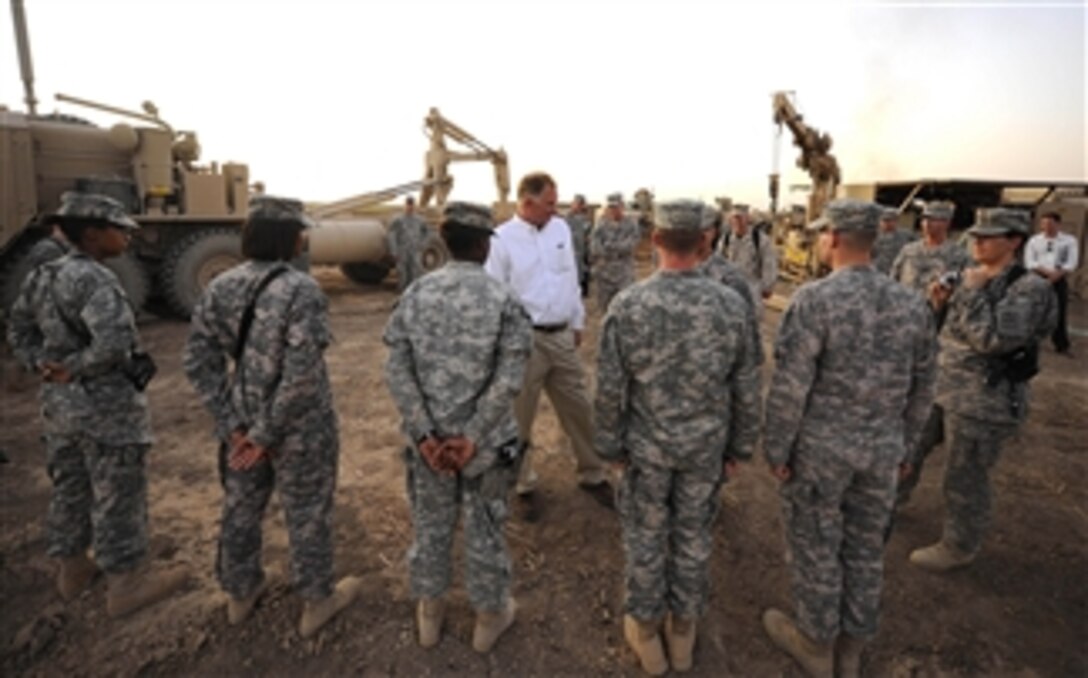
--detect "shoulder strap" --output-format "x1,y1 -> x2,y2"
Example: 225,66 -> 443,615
1006,263 -> 1027,287
232,265 -> 290,361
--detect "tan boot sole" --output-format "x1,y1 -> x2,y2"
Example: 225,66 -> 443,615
228,580 -> 269,625
107,564 -> 190,618
623,615 -> 668,676
472,598 -> 516,654
299,576 -> 362,639
762,609 -> 833,678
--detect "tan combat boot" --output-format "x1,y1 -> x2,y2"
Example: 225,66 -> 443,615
472,597 -> 516,654
762,608 -> 833,678
299,576 -> 362,639
909,541 -> 976,572
57,552 -> 99,601
623,614 -> 668,676
227,581 -> 268,625
416,597 -> 445,648
835,633 -> 866,678
665,613 -> 697,672
106,561 -> 190,618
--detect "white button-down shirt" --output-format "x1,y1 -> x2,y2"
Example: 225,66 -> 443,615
1025,232 -> 1080,273
485,214 -> 586,330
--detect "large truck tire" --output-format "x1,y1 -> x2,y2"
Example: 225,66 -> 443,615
160,228 -> 243,318
339,261 -> 391,285
419,233 -> 450,273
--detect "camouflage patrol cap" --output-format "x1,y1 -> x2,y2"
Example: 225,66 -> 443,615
443,201 -> 494,234
806,198 -> 881,234
730,203 -> 750,217
606,192 -> 623,207
248,194 -> 316,229
880,206 -> 899,221
967,208 -> 1031,237
51,191 -> 139,230
572,193 -> 586,204
655,199 -> 712,232
922,200 -> 955,221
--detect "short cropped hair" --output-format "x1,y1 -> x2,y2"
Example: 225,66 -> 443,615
654,228 -> 703,255
242,217 -> 305,261
838,229 -> 877,251
1041,211 -> 1061,223
440,222 -> 489,258
517,172 -> 557,199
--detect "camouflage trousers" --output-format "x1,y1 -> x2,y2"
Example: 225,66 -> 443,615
595,267 -> 635,313
217,442 -> 337,601
940,415 -> 1015,554
45,438 -> 149,574
404,448 -> 512,612
396,256 -> 425,293
619,461 -> 722,621
781,452 -> 897,643
896,404 -> 945,504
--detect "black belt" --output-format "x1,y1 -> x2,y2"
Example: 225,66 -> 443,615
533,323 -> 568,334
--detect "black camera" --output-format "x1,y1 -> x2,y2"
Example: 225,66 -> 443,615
124,351 -> 158,392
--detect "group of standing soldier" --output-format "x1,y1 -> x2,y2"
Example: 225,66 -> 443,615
5,171 -> 1063,676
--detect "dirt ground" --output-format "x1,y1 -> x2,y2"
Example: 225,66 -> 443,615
1,265 -> 1085,678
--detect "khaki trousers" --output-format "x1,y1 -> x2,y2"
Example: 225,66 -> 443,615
514,329 -> 605,493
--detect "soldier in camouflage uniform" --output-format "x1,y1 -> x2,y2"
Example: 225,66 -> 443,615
890,200 -> 972,505
387,196 -> 432,292
718,203 -> 778,314
590,192 -> 641,312
699,210 -> 766,365
7,192 -> 190,616
910,209 -> 1057,572
870,206 -> 916,275
566,193 -> 593,298
184,196 -> 360,638
384,202 -> 532,654
595,200 -> 760,675
762,200 -> 936,678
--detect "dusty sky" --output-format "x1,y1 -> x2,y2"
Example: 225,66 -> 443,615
2,0 -> 1085,209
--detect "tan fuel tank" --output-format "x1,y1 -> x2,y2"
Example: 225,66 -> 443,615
307,218 -> 388,265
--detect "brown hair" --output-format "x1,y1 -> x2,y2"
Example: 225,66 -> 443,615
1041,211 -> 1061,223
654,229 -> 704,254
517,172 -> 557,199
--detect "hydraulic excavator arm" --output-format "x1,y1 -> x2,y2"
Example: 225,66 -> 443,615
420,107 -> 510,209
771,92 -> 841,220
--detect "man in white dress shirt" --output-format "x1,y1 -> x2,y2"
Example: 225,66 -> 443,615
1025,211 -> 1079,355
485,172 -> 612,521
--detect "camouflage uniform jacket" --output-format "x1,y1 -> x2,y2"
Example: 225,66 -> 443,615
890,239 -> 971,295
699,253 -> 765,365
25,236 -> 72,270
936,262 -> 1057,428
383,261 -> 532,478
7,252 -> 152,445
719,228 -> 778,296
184,261 -> 336,450
871,230 -> 917,275
565,213 -> 591,278
387,215 -> 431,259
594,270 -> 761,472
764,265 -> 936,468
590,216 -> 640,281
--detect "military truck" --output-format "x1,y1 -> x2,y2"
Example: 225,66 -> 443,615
2,2 -> 510,317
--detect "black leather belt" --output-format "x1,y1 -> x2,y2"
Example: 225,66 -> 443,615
533,323 -> 568,333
